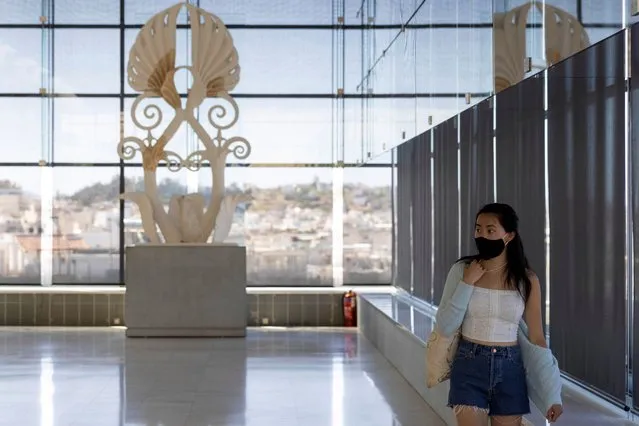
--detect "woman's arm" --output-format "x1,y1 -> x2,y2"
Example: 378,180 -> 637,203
524,273 -> 547,348
434,262 -> 474,336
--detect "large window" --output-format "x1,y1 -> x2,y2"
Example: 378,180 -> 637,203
0,29 -> 42,94
0,0 -> 623,286
54,29 -> 120,94
51,167 -> 120,284
0,168 -> 42,284
0,1 -> 394,286
343,164 -> 392,285
54,98 -> 120,162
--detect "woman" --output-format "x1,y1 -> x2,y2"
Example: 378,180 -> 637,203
435,203 -> 563,426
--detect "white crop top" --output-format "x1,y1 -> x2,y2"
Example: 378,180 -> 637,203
461,287 -> 525,343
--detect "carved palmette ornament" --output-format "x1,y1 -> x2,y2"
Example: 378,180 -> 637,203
493,3 -> 590,93
493,3 -> 531,93
539,3 -> 590,66
117,3 -> 251,245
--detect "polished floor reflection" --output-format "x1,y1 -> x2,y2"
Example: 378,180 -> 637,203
0,327 -> 445,426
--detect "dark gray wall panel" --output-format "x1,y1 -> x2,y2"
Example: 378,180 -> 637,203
548,32 -> 626,401
433,118 -> 459,305
396,141 -> 414,293
495,74 -> 546,329
460,99 -> 495,256
632,22 -> 639,410
411,132 -> 432,302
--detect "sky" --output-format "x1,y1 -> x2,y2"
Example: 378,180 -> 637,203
0,0 -> 626,195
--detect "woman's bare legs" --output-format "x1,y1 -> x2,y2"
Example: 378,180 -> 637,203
453,405 -> 490,426
491,415 -> 523,426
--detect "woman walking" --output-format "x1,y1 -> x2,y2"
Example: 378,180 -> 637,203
435,203 -> 563,426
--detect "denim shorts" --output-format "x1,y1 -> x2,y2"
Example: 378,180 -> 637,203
448,339 -> 530,416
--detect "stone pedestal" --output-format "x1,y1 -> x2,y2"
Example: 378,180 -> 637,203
125,244 -> 247,337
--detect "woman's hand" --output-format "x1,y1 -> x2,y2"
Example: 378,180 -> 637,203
546,404 -> 563,422
462,261 -> 485,285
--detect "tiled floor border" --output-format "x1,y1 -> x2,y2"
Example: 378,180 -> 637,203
0,286 -> 394,327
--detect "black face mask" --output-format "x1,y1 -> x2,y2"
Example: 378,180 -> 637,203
474,237 -> 506,260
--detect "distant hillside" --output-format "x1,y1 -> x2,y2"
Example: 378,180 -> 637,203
0,174 -> 391,210
67,175 -> 191,206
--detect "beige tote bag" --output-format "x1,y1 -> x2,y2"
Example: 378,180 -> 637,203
425,327 -> 460,388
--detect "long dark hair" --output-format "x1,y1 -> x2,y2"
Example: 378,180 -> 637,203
458,203 -> 532,303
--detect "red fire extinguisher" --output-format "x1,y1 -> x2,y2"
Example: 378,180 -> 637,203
343,290 -> 357,327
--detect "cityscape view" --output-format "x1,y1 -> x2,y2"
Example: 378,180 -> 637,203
0,172 -> 392,286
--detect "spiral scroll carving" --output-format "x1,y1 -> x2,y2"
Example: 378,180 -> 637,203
162,151 -> 186,172
223,136 -> 251,160
118,137 -> 147,161
207,94 -> 240,130
131,95 -> 165,132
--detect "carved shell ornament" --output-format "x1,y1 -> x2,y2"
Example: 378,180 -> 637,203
117,3 -> 251,244
540,3 -> 590,66
493,3 -> 590,93
493,3 -> 531,94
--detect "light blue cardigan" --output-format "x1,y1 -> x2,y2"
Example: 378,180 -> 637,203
435,262 -> 562,415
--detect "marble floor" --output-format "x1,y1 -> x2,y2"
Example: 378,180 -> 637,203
0,327 -> 445,426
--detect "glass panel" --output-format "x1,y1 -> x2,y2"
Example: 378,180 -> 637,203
587,28 -> 625,46
344,0 -> 365,25
345,100 -> 364,164
127,0 -> 334,25
231,30 -> 332,94
196,98 -> 334,164
343,166 -> 392,284
201,166 -> 333,286
345,29 -> 364,94
54,29 -> 120,94
370,0 -> 418,26
372,29 -> 399,70
0,167 -> 42,284
432,0 -> 493,23
0,29 -> 43,94
54,0 -> 119,24
546,0 -> 578,15
416,97 -> 460,134
458,27 -> 494,104
51,167 -> 120,284
421,28 -> 493,95
369,98 -> 417,156
125,0 -> 189,25
54,98 -> 120,163
375,29 -> 416,95
0,98 -> 42,162
0,0 -> 41,24
199,0 -> 334,25
581,0 -> 623,25
361,28 -> 410,95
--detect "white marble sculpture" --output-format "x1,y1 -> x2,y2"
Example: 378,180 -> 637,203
493,3 -> 590,93
117,3 -> 250,244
